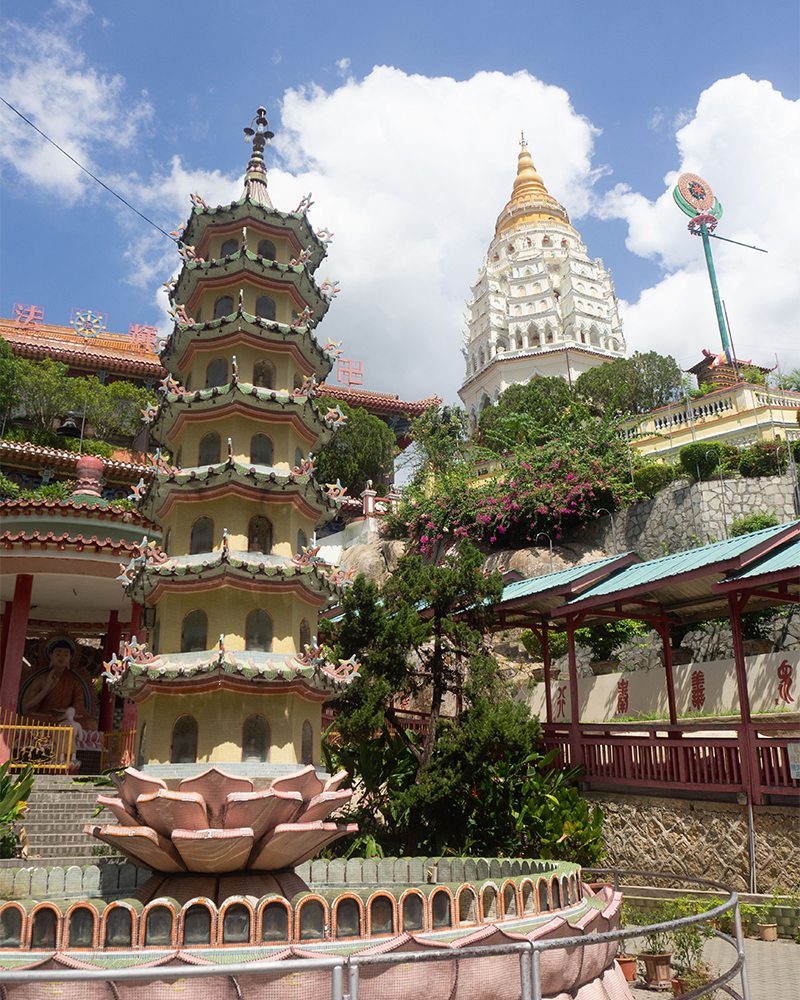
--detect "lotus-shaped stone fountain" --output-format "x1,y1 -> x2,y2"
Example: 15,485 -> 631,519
84,764 -> 357,873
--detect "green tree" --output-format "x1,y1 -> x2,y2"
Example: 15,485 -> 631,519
313,397 -> 396,496
575,351 -> 683,415
478,377 -> 572,452
778,367 -> 800,392
0,338 -> 21,420
14,356 -> 80,433
79,378 -> 156,441
399,403 -> 468,482
321,543 -> 604,861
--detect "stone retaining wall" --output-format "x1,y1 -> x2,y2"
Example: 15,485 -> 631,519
582,473 -> 796,561
585,792 -> 800,894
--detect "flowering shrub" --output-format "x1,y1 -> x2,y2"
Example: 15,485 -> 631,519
393,432 -> 639,556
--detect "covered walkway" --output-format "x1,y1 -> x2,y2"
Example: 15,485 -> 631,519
490,522 -> 800,805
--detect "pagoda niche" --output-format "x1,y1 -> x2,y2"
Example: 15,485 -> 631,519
110,107 -> 356,781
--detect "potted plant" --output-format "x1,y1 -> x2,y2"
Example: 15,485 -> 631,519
616,904 -> 638,982
575,619 -> 648,674
757,894 -> 780,941
669,897 -> 715,994
634,901 -> 673,988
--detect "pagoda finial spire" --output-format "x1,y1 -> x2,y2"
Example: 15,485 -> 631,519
520,130 -> 526,150
241,105 -> 275,209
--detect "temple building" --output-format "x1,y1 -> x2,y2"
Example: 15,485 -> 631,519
459,139 -> 626,422
111,108 -> 357,778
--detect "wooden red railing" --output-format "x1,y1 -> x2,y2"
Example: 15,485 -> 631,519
542,722 -> 799,802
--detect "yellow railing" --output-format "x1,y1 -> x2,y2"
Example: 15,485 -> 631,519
101,730 -> 135,771
0,709 -> 73,773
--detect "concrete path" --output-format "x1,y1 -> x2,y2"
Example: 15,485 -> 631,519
627,934 -> 799,1000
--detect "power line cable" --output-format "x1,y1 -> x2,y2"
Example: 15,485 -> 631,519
0,96 -> 177,243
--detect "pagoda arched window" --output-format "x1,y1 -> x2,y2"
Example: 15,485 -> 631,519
175,447 -> 182,469
257,239 -> 276,260
247,516 -> 272,554
189,516 -> 213,554
198,431 -> 221,466
242,714 -> 271,762
293,372 -> 303,390
170,715 -> 198,763
245,609 -> 273,652
180,610 -> 207,653
151,619 -> 160,655
220,238 -> 238,257
299,618 -> 311,654
250,433 -> 274,466
213,296 -> 233,320
297,529 -> 308,554
184,372 -> 192,391
253,359 -> 275,388
255,295 -> 276,321
163,528 -> 171,555
295,447 -> 304,469
205,357 -> 228,387
301,720 -> 313,765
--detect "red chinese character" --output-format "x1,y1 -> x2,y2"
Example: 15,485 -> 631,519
129,323 -> 159,354
616,678 -> 629,715
691,669 -> 706,710
12,303 -> 44,328
776,659 -> 795,706
555,685 -> 567,720
337,359 -> 363,387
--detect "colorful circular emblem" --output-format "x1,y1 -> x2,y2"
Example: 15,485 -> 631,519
677,173 -> 715,212
70,310 -> 107,338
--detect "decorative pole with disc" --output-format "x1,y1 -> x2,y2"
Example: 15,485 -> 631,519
673,173 -> 730,358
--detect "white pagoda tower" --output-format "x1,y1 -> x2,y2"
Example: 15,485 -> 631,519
459,139 -> 626,422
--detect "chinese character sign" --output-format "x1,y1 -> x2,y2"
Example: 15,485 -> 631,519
12,303 -> 44,329
691,669 -> 706,710
337,359 -> 363,387
616,678 -> 629,716
776,659 -> 795,706
129,323 -> 159,354
555,685 -> 567,720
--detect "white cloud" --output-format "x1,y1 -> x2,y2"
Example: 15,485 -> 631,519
596,76 -> 800,373
260,67 -> 598,402
336,58 -> 352,77
0,3 -> 152,202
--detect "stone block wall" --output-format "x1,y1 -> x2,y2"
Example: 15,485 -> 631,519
585,792 -> 800,894
582,473 -> 796,561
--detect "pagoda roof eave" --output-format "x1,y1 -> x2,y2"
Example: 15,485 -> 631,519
147,380 -> 338,451
125,551 -> 346,607
108,648 -> 357,702
316,383 -> 440,418
173,253 -> 331,326
180,199 -> 326,272
137,459 -> 343,524
159,312 -> 335,382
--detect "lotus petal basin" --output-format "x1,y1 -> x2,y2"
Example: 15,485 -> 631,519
85,764 -> 356,873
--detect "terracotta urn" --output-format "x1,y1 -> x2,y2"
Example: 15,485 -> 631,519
641,952 -> 672,988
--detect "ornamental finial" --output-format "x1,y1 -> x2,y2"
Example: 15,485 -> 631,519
520,131 -> 526,150
243,106 -> 274,155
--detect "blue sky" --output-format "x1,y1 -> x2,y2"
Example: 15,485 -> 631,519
1,0 -> 798,404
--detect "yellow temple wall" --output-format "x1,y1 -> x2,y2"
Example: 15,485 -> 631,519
193,282 -> 300,330
172,409 -> 318,472
136,688 -> 323,766
155,586 -> 320,655
159,494 -> 318,558
179,342 -> 312,397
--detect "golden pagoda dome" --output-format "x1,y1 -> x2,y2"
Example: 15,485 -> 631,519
494,137 -> 574,238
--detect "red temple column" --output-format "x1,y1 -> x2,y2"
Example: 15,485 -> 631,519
542,617 -> 554,726
0,575 -> 33,763
659,615 -> 679,726
99,611 -> 123,732
0,575 -> 33,714
0,602 -> 11,682
729,591 -> 759,803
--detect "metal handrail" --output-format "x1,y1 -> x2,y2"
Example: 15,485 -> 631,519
0,868 -> 750,1000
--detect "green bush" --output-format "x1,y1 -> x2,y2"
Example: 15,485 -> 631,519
520,629 -> 569,661
633,463 -> 674,497
0,472 -> 21,499
730,511 -> 780,537
574,619 -> 649,661
679,441 -> 738,481
738,441 -> 788,477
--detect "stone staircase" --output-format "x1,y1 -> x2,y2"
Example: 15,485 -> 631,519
8,774 -> 119,866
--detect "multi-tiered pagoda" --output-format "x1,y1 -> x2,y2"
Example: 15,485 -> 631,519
111,108 -> 356,780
